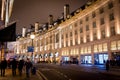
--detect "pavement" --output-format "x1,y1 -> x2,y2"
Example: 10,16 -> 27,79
0,68 -> 42,80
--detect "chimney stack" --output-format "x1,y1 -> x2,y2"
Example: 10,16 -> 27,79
48,15 -> 53,25
35,22 -> 39,33
64,4 -> 70,20
22,27 -> 26,37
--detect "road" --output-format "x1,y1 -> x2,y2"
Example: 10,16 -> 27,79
35,63 -> 120,80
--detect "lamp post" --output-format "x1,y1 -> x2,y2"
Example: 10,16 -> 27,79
30,34 -> 35,62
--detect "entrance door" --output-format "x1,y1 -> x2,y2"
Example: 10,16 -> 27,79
84,56 -> 92,64
99,54 -> 104,64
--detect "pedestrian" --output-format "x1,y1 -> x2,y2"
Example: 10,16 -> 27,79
11,58 -> 18,76
18,59 -> 24,76
60,60 -> 62,66
25,58 -> 33,78
0,58 -> 7,77
105,60 -> 110,71
31,66 -> 36,75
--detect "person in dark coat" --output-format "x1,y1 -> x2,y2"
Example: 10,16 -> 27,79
18,59 -> 24,76
11,59 -> 17,76
25,58 -> 32,78
0,58 -> 7,76
105,60 -> 110,71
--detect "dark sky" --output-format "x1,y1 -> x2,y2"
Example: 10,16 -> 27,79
7,0 -> 88,33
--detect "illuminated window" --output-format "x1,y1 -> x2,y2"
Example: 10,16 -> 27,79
108,1 -> 113,9
100,18 -> 105,25
94,45 -> 98,52
88,46 -> 91,53
84,47 -> 87,53
92,12 -> 96,18
99,8 -> 104,14
109,13 -> 114,21
118,40 -> 120,50
70,25 -> 73,29
98,44 -> 102,52
81,47 -> 84,54
93,22 -> 96,28
111,41 -> 117,50
110,26 -> 116,36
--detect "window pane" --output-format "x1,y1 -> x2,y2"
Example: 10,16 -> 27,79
80,28 -> 83,33
108,2 -> 113,9
86,25 -> 89,31
92,12 -> 96,18
110,26 -> 116,36
100,18 -> 104,25
109,13 -> 114,21
86,16 -> 89,21
99,8 -> 104,14
80,20 -> 83,24
93,22 -> 96,28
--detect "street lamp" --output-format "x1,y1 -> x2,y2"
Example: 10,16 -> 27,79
30,34 -> 35,62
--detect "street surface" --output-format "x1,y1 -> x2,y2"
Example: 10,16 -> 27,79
36,63 -> 120,80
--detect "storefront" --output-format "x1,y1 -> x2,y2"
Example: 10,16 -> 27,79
112,52 -> 120,60
61,56 -> 70,64
94,53 -> 108,65
70,56 -> 79,64
80,46 -> 92,64
81,54 -> 92,64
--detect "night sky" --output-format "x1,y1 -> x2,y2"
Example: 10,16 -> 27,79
2,0 -> 88,34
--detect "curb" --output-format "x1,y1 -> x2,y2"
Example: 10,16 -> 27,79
37,70 -> 48,80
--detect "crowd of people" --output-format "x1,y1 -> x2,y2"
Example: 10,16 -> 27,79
0,58 -> 35,78
105,59 -> 120,71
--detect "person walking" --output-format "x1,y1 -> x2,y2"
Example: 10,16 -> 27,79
0,58 -> 7,77
105,60 -> 110,71
11,58 -> 18,76
25,58 -> 32,78
18,59 -> 24,76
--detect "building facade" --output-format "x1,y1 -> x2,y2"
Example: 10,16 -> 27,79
16,0 -> 120,65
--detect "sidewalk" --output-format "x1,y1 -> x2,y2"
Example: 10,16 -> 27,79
0,68 -> 42,80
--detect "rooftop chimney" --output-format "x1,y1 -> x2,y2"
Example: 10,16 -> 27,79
48,15 -> 53,25
22,27 -> 26,37
64,4 -> 70,20
35,22 -> 39,33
